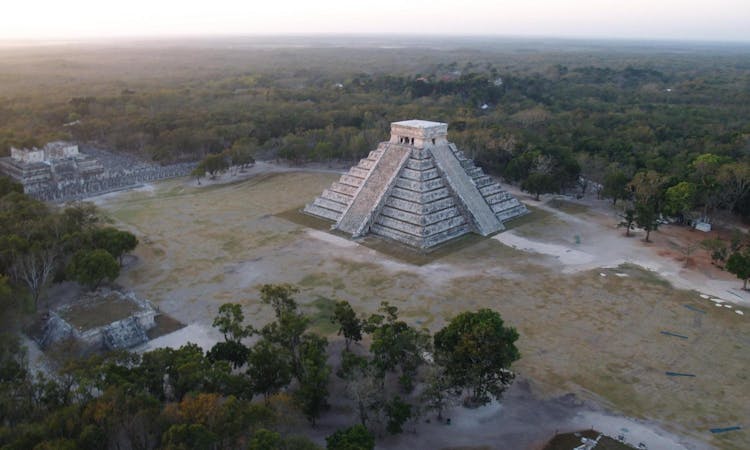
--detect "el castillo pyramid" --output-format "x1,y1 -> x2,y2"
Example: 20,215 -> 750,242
304,120 -> 528,249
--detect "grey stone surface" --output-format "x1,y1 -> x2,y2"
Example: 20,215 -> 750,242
431,143 -> 504,236
336,143 -> 412,237
0,144 -> 195,203
304,120 -> 528,249
35,289 -> 158,351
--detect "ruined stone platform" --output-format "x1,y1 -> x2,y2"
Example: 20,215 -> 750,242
304,120 -> 528,249
35,288 -> 159,351
0,142 -> 196,203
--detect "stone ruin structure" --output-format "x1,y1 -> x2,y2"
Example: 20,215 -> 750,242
304,120 -> 528,249
0,141 -> 195,202
35,289 -> 159,351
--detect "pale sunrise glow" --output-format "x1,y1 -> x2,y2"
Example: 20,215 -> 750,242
1,0 -> 749,42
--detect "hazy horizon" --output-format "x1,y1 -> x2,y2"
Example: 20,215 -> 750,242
2,0 -> 749,43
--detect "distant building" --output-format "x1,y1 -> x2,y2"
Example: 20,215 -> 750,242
10,141 -> 79,164
0,142 -> 194,202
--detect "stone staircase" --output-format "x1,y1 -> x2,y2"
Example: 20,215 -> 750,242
303,120 -> 529,250
336,143 -> 412,237
303,146 -> 386,222
449,144 -> 529,224
370,148 -> 471,249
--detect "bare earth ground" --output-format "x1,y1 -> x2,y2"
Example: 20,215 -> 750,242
90,167 -> 748,450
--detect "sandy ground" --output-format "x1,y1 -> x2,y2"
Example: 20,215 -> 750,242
90,166 -> 748,450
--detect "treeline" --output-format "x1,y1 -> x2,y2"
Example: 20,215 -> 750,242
0,177 -> 138,310
1,47 -> 749,217
0,283 -> 520,449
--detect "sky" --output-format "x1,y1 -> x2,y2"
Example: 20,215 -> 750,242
1,0 -> 749,42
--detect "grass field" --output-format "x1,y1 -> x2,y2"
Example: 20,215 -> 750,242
101,172 -> 749,449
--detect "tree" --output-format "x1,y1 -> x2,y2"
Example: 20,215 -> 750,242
325,424 -> 375,450
227,140 -> 256,172
161,423 -> 217,450
337,351 -> 381,427
634,199 -> 659,243
207,341 -> 250,370
366,302 -> 430,392
384,396 -> 412,435
618,208 -> 636,237
0,275 -> 10,307
67,249 -> 119,290
434,309 -> 520,407
331,300 -> 362,350
246,340 -> 292,405
247,429 -> 283,450
420,365 -> 457,420
0,195 -> 60,308
212,303 -> 253,344
718,162 -> 750,212
630,171 -> 665,243
521,172 -> 556,201
0,176 -> 23,197
293,335 -> 330,426
259,284 -> 309,374
92,227 -> 138,266
701,238 -> 728,266
664,181 -> 696,222
601,169 -> 630,206
195,153 -> 229,179
726,251 -> 750,290
691,153 -> 725,220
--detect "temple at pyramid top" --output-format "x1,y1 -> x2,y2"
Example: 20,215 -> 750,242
303,120 -> 528,249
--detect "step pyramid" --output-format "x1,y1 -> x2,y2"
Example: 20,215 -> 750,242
304,120 -> 528,249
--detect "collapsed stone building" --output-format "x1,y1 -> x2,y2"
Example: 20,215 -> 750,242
0,141 -> 194,202
35,289 -> 159,351
304,120 -> 528,249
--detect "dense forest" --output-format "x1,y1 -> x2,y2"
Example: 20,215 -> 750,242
1,39 -> 750,220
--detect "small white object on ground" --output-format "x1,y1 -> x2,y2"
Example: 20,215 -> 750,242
715,303 -> 723,307
710,298 -> 724,303
600,273 -> 607,277
694,221 -> 711,232
699,294 -> 709,299
723,304 -> 732,308
736,310 -> 744,315
615,273 -> 628,277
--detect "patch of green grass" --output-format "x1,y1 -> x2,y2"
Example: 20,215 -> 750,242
306,296 -> 339,335
299,273 -> 345,290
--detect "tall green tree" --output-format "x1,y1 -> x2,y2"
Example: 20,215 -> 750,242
602,169 -> 631,206
246,340 -> 292,405
434,309 -> 520,406
293,335 -> 330,426
726,251 -> 750,290
325,424 -> 375,450
67,249 -> 119,290
212,303 -> 254,344
664,181 -> 696,221
92,227 -> 138,266
331,300 -> 362,350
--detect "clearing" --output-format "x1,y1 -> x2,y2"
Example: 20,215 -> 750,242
96,169 -> 748,450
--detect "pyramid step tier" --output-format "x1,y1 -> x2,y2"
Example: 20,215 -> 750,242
371,222 -> 471,249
